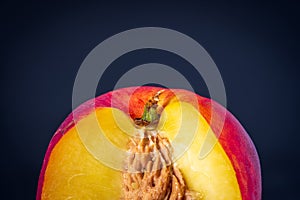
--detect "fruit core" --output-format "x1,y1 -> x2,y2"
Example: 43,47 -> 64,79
122,90 -> 202,200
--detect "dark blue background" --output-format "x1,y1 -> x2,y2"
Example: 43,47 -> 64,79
1,1 -> 299,199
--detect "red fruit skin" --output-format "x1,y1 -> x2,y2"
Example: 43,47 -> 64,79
37,86 -> 261,200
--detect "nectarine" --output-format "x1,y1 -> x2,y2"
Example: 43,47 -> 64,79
37,86 -> 261,200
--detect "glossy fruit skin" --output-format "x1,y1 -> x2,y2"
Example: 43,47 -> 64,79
37,86 -> 261,200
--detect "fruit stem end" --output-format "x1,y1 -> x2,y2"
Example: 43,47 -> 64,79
135,90 -> 164,127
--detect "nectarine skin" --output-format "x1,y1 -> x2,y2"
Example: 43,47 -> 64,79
37,86 -> 261,200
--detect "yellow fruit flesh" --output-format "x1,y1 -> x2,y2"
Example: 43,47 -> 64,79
42,102 -> 241,200
158,102 -> 242,199
42,108 -> 130,200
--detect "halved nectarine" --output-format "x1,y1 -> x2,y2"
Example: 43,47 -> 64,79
37,86 -> 261,200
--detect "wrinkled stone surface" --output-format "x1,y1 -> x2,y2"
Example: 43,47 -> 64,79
122,130 -> 202,200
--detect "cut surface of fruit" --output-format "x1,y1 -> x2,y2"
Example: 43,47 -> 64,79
158,101 -> 241,199
42,108 -> 129,199
42,99 -> 242,199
